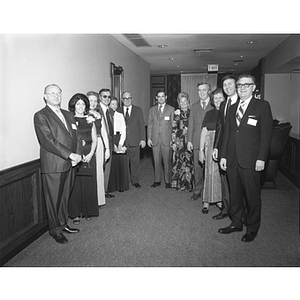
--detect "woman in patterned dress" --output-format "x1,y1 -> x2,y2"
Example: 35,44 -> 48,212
170,92 -> 194,192
199,88 -> 225,214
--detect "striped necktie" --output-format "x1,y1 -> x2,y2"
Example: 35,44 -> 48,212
158,104 -> 163,117
236,101 -> 246,126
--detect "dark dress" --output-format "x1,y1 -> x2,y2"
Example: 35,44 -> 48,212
201,109 -> 222,203
69,117 -> 99,218
171,109 -> 195,191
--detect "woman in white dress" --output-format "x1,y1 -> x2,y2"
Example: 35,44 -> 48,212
87,91 -> 110,207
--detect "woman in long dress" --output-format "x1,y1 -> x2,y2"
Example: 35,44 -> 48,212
170,92 -> 194,192
87,91 -> 110,208
68,93 -> 99,224
199,88 -> 225,214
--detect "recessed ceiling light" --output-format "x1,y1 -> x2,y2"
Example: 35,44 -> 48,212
247,40 -> 257,44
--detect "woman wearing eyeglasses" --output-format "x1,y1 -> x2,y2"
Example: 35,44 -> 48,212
68,93 -> 99,225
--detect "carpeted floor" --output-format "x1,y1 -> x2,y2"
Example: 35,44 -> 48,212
3,156 -> 300,267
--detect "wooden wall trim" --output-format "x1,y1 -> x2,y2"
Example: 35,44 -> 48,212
0,159 -> 48,265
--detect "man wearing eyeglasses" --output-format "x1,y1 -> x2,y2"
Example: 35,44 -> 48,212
34,84 -> 82,244
118,91 -> 146,188
98,88 -> 115,198
219,74 -> 273,242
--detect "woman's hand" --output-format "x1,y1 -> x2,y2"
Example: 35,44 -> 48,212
199,150 -> 205,164
83,152 -> 93,163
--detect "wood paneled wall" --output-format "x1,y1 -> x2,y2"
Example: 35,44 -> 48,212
0,160 -> 47,265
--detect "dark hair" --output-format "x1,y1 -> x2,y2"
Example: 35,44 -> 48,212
210,88 -> 225,107
221,75 -> 236,85
68,93 -> 90,115
99,88 -> 111,95
156,90 -> 166,97
237,74 -> 256,84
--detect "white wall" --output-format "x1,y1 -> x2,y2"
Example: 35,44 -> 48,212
264,73 -> 300,137
0,34 -> 150,170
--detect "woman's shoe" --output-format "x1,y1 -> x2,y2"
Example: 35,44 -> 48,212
73,217 -> 80,225
216,203 -> 223,210
85,217 -> 92,221
202,207 -> 209,214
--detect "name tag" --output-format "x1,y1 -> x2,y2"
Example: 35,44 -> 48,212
71,123 -> 77,130
247,118 -> 257,126
164,116 -> 170,121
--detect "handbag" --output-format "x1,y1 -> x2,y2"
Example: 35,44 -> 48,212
76,161 -> 93,176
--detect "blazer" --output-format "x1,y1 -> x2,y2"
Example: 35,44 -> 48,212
34,105 -> 81,173
187,101 -> 213,150
220,96 -> 273,169
117,105 -> 145,147
147,104 -> 175,147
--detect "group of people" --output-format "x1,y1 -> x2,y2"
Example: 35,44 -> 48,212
34,72 -> 273,245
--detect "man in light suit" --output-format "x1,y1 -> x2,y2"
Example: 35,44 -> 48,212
219,74 -> 273,242
98,88 -> 115,198
147,91 -> 174,188
118,91 -> 146,188
212,75 -> 239,220
187,82 -> 213,200
34,84 -> 82,244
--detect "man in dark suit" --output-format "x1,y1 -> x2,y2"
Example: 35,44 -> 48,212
34,84 -> 82,244
147,91 -> 174,188
98,88 -> 115,198
187,82 -> 213,200
219,74 -> 273,242
117,91 -> 146,188
212,75 -> 239,220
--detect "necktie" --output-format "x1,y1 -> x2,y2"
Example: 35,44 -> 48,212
125,107 -> 129,120
158,104 -> 163,117
225,97 -> 231,118
106,108 -> 113,136
202,100 -> 206,110
56,108 -> 69,131
236,101 -> 245,126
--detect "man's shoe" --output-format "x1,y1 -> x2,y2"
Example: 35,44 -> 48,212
165,183 -> 171,189
241,232 -> 257,242
218,225 -> 243,234
151,182 -> 161,188
190,194 -> 200,201
105,193 -> 115,198
213,212 -> 228,220
63,226 -> 80,234
52,233 -> 68,244
133,183 -> 141,188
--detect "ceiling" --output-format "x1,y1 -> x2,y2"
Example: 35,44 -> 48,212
111,34 -> 291,74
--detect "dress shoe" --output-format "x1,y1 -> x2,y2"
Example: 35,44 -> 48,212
151,182 -> 161,188
213,212 -> 228,220
202,207 -> 209,214
85,217 -> 92,221
52,233 -> 68,244
190,193 -> 200,201
73,217 -> 80,225
105,193 -> 115,198
133,183 -> 141,188
63,226 -> 80,234
165,183 -> 171,189
241,232 -> 257,242
218,225 -> 243,234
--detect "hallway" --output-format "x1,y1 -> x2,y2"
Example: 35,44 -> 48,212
4,156 -> 300,267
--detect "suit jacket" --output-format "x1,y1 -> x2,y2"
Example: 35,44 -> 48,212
147,104 -> 174,147
187,101 -> 213,150
117,105 -> 145,147
34,105 -> 81,173
220,96 -> 273,169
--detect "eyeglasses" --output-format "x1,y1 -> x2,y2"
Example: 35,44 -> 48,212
236,83 -> 254,89
46,92 -> 62,97
122,97 -> 132,100
102,95 -> 111,99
